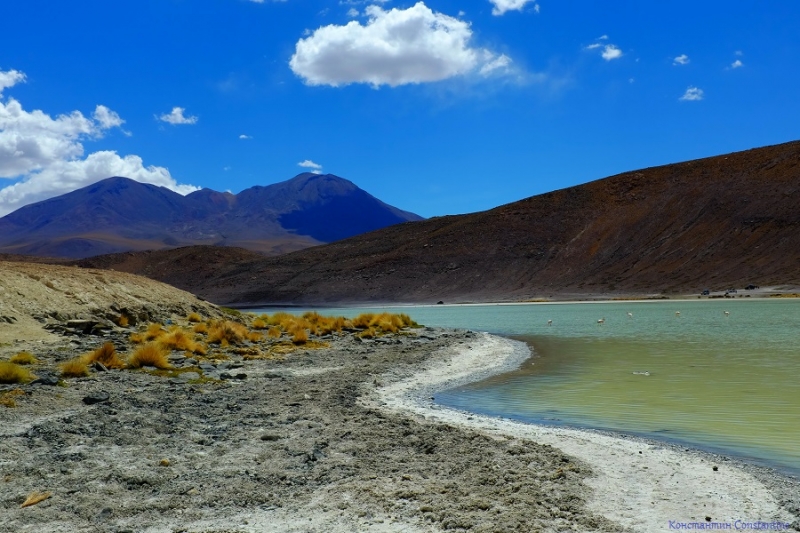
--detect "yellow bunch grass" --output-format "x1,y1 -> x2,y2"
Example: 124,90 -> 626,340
61,358 -> 90,378
0,362 -> 34,384
1,388 -> 25,408
187,312 -> 203,323
267,326 -> 282,338
116,315 -> 129,327
83,342 -> 126,369
207,320 -> 249,345
193,322 -> 209,334
252,317 -> 267,330
128,343 -> 171,369
159,329 -> 206,354
290,325 -> 309,345
9,352 -> 39,365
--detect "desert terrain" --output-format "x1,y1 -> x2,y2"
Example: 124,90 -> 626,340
1,262 -> 798,532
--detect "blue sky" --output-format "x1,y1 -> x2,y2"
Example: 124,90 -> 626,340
1,0 -> 798,218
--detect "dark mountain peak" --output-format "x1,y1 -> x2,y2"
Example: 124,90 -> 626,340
0,173 -> 423,258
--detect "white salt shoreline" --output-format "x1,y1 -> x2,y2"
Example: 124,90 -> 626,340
369,332 -> 797,532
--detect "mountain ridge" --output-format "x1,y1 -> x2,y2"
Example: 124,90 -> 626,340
69,140 -> 800,304
0,173 -> 423,258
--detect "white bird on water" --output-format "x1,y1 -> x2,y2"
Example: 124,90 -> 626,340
724,311 -> 730,317
597,317 -> 605,324
675,311 -> 681,317
627,312 -> 633,318
547,320 -> 553,326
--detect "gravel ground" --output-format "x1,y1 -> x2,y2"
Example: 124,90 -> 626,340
0,326 -> 622,533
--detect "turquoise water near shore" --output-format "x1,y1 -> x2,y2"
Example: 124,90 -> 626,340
252,299 -> 800,474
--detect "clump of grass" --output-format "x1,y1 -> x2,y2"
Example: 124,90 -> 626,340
290,325 -> 309,345
160,329 -> 206,354
220,306 -> 242,317
187,312 -> 203,323
128,343 -> 171,369
247,331 -> 263,343
252,317 -> 267,330
207,320 -> 249,346
61,358 -> 90,378
9,352 -> 39,365
1,389 -> 25,408
130,322 -> 167,344
116,314 -> 129,328
0,362 -> 34,384
193,322 -> 209,334
267,326 -> 282,339
84,342 -> 126,369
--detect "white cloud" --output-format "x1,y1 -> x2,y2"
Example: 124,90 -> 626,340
673,54 -> 689,65
679,86 -> 704,101
239,134 -> 252,139
93,105 -> 125,129
347,7 -> 359,17
479,54 -> 512,76
601,45 -> 622,61
488,0 -> 539,16
730,59 -> 743,69
585,38 -> 623,61
298,159 -> 322,170
0,69 -> 26,94
290,2 -> 510,87
0,68 -> 198,216
157,107 -> 198,125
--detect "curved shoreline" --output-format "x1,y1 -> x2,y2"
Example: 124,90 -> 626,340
369,332 -> 799,532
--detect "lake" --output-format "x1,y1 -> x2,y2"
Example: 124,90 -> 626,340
251,299 -> 800,475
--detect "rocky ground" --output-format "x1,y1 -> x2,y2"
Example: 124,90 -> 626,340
0,321 -> 623,533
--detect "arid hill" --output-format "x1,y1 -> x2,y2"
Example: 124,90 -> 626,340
67,141 -> 800,304
0,173 -> 422,259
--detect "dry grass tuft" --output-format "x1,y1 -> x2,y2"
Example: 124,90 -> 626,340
290,325 -> 308,345
187,312 -> 203,323
128,343 -> 171,369
61,358 -> 90,378
192,322 -> 209,334
252,317 -> 267,330
207,320 -> 249,346
20,491 -> 52,508
83,342 -> 126,369
247,331 -> 263,342
160,329 -> 206,354
267,326 -> 282,338
9,352 -> 39,365
0,362 -> 34,384
1,389 -> 25,408
116,314 -> 129,328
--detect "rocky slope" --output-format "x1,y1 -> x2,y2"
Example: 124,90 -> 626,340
163,140 -> 800,304
0,173 -> 422,259
0,261 -> 219,344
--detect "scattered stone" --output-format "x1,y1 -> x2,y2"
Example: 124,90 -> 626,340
159,459 -> 170,467
178,372 -> 202,382
32,373 -> 60,386
82,391 -> 110,405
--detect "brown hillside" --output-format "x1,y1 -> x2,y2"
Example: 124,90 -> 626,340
65,141 -> 800,304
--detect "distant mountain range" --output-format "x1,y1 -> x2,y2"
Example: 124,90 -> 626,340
73,140 -> 800,304
0,173 -> 423,258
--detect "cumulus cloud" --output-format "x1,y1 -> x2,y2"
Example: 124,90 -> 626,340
673,54 -> 689,65
0,68 -> 197,216
289,2 -> 512,87
0,69 -> 26,94
679,86 -> 704,101
157,107 -> 198,125
239,134 -> 252,139
297,159 -> 322,170
730,59 -> 743,69
489,0 -> 540,16
585,38 -> 623,61
601,45 -> 622,61
347,7 -> 359,17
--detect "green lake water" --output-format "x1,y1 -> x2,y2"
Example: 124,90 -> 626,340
252,299 -> 800,475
